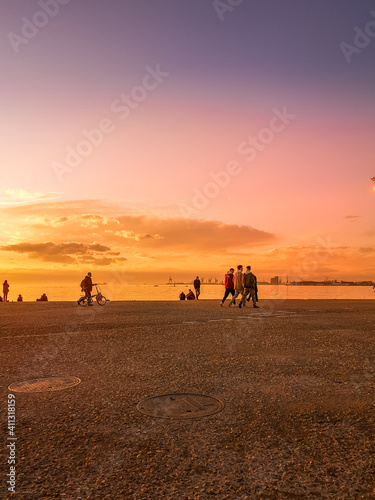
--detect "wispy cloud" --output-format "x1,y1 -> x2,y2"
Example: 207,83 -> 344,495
0,189 -> 62,207
345,215 -> 362,222
26,214 -> 120,228
112,230 -> 164,241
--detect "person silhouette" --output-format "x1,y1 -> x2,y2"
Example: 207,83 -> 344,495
79,272 -> 97,306
3,280 -> 9,302
194,276 -> 201,300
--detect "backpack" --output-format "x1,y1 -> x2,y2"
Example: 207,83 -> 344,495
249,273 -> 256,287
80,279 -> 86,289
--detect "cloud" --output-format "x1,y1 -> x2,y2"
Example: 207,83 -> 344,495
113,230 -> 164,241
26,214 -> 120,228
0,241 -> 126,266
0,200 -> 276,269
109,216 -> 275,252
345,215 -> 361,222
88,243 -> 111,252
3,201 -> 276,253
0,189 -> 62,207
359,247 -> 375,254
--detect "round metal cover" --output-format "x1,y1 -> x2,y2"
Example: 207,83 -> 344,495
8,376 -> 81,393
137,393 -> 224,419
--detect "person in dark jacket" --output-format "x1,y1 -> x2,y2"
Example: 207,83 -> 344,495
186,289 -> 195,300
193,276 -> 201,300
179,292 -> 186,300
221,268 -> 235,306
81,272 -> 96,306
241,266 -> 259,308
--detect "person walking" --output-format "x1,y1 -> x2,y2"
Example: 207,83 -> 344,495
79,272 -> 96,306
220,268 -> 235,306
240,265 -> 259,308
194,276 -> 201,300
3,280 -> 9,302
229,265 -> 244,307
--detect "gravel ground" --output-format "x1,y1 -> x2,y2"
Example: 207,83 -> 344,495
1,299 -> 374,499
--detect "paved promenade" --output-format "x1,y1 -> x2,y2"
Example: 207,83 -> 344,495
1,300 -> 374,499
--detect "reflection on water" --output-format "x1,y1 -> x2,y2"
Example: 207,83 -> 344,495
2,284 -> 374,302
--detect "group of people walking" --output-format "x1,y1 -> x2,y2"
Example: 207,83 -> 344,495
178,268 -> 259,308
221,265 -> 259,308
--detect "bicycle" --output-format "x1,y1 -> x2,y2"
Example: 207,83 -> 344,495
78,284 -> 109,307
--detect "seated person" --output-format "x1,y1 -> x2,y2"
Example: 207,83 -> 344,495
37,293 -> 48,302
186,289 -> 195,300
179,292 -> 186,300
17,294 -> 23,302
0,296 -> 3,302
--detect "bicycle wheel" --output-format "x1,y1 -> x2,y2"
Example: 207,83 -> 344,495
78,296 -> 88,307
96,294 -> 107,306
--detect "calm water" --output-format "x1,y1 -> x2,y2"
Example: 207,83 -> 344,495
2,284 -> 374,302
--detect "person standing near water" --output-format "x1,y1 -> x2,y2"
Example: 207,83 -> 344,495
194,276 -> 201,300
3,280 -> 9,302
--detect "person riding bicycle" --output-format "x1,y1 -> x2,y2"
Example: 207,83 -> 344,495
80,272 -> 97,306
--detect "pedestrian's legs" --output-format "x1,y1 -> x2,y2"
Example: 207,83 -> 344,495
229,290 -> 241,306
249,288 -> 257,306
85,289 -> 92,303
195,288 -> 200,300
221,288 -> 231,304
241,288 -> 250,306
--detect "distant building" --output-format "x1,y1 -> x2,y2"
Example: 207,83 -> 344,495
270,276 -> 280,285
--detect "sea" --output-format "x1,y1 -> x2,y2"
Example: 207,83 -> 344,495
2,284 -> 374,302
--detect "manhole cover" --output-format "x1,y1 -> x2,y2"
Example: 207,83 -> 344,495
137,393 -> 224,419
8,377 -> 81,393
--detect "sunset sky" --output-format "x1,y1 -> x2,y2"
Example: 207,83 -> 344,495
0,0 -> 374,284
